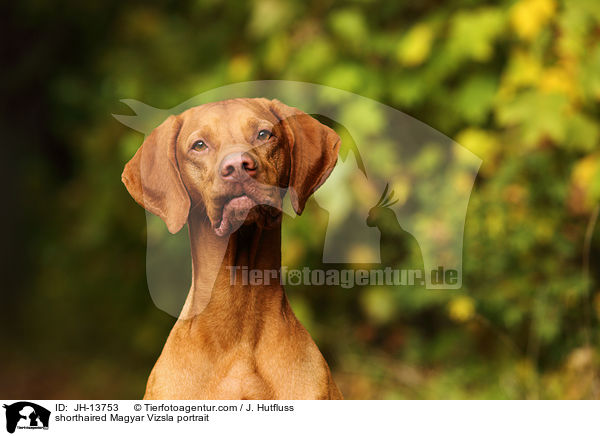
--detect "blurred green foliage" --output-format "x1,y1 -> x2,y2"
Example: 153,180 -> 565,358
2,0 -> 600,399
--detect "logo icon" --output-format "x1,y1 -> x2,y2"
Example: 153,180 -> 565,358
3,402 -> 50,434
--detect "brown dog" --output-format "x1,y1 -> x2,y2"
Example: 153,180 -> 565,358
122,98 -> 343,399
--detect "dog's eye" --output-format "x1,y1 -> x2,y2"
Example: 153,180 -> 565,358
191,140 -> 207,151
257,129 -> 272,141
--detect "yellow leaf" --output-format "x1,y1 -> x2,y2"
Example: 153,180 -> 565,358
571,154 -> 600,210
448,296 -> 476,323
455,128 -> 498,161
497,50 -> 543,99
228,55 -> 252,82
510,0 -> 557,41
539,66 -> 577,99
572,154 -> 600,190
486,212 -> 505,238
397,24 -> 434,67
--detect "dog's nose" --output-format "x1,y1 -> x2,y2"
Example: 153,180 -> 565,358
219,152 -> 258,180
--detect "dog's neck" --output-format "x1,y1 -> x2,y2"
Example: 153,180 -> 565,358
179,208 -> 285,340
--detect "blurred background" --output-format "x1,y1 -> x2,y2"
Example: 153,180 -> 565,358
1,0 -> 600,399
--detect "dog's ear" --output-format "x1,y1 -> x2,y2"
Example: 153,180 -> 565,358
269,99 -> 341,215
122,115 -> 190,234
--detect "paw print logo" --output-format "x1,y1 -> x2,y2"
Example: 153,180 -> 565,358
287,270 -> 302,286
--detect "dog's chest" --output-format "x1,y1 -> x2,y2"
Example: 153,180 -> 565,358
146,349 -> 273,399
213,360 -> 273,399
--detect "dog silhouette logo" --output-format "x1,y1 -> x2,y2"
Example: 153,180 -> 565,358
3,402 -> 50,433
113,82 -> 482,318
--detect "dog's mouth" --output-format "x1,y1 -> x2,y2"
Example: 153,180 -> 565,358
213,194 -> 258,237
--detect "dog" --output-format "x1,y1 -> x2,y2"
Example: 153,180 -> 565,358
122,98 -> 343,399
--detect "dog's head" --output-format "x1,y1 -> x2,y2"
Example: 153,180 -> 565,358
122,98 -> 340,236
